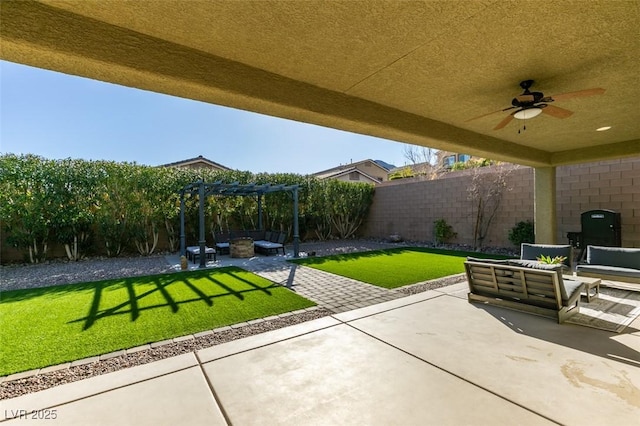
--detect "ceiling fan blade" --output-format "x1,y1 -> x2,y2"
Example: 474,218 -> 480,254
493,114 -> 514,130
466,106 -> 517,122
550,88 -> 605,101
541,104 -> 574,119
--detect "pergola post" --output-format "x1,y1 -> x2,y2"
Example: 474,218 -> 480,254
179,193 -> 186,256
257,194 -> 263,231
198,180 -> 207,268
293,186 -> 300,258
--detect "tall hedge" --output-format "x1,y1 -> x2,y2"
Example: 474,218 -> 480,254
0,154 -> 375,262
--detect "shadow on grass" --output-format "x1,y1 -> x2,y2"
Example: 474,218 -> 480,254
1,266 -> 282,331
126,281 -> 139,321
183,277 -> 214,307
154,277 -> 179,313
290,247 -> 513,266
226,271 -> 273,296
204,275 -> 245,301
74,276 -> 194,330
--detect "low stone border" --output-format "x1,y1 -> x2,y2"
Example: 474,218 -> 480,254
398,273 -> 467,295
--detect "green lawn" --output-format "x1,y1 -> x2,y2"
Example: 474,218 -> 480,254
0,266 -> 314,376
291,247 -> 511,288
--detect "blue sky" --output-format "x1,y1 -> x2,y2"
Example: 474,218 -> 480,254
1,61 -> 412,174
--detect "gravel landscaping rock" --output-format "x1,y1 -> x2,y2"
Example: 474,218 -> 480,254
399,273 -> 468,295
0,255 -> 172,292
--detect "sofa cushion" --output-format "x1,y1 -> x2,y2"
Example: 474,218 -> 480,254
559,278 -> 584,305
586,246 -> 640,269
576,264 -> 640,279
509,258 -> 569,273
521,243 -> 572,268
508,259 -> 561,270
466,257 -> 511,264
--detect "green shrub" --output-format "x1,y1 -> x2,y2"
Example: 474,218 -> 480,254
508,220 -> 535,246
388,167 -> 414,180
434,218 -> 457,245
0,154 -> 375,261
450,158 -> 494,171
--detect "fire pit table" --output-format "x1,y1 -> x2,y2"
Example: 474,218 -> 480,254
230,237 -> 254,258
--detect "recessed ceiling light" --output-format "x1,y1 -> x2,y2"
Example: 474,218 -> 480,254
596,126 -> 612,131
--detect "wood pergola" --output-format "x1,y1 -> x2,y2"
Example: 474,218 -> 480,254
179,180 -> 300,267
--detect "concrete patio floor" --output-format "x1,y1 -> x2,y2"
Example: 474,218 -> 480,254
2,283 -> 639,425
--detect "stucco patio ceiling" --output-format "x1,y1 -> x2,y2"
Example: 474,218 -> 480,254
2,0 -> 639,167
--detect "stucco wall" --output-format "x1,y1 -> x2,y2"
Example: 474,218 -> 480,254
363,157 -> 640,249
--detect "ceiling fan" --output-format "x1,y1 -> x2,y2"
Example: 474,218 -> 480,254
468,80 -> 606,130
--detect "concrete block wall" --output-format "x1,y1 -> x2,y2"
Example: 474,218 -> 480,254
363,157 -> 640,249
557,157 -> 640,248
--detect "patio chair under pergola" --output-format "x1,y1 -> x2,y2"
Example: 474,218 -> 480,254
179,180 -> 300,268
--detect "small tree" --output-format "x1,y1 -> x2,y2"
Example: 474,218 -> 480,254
128,166 -> 163,256
329,180 -> 375,239
95,161 -> 135,257
0,154 -> 51,263
433,218 -> 457,245
468,164 -> 513,250
307,178 -> 333,240
402,145 -> 440,179
49,159 -> 102,261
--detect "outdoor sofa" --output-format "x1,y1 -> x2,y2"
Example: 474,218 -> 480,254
576,245 -> 640,284
185,246 -> 216,263
213,230 -> 287,256
253,231 -> 287,255
520,243 -> 573,269
465,258 -> 584,323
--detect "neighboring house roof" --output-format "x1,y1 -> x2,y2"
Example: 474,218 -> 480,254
159,155 -> 231,171
314,166 -> 382,184
373,159 -> 396,170
312,158 -> 391,178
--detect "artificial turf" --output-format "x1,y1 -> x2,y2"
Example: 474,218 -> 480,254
290,247 -> 511,289
0,266 -> 315,376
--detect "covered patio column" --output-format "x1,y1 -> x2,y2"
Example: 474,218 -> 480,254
533,167 -> 557,244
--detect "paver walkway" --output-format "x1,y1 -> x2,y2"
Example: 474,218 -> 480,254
250,262 -> 405,313
167,240 -> 410,313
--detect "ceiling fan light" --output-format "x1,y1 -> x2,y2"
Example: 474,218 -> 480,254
514,108 -> 543,120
